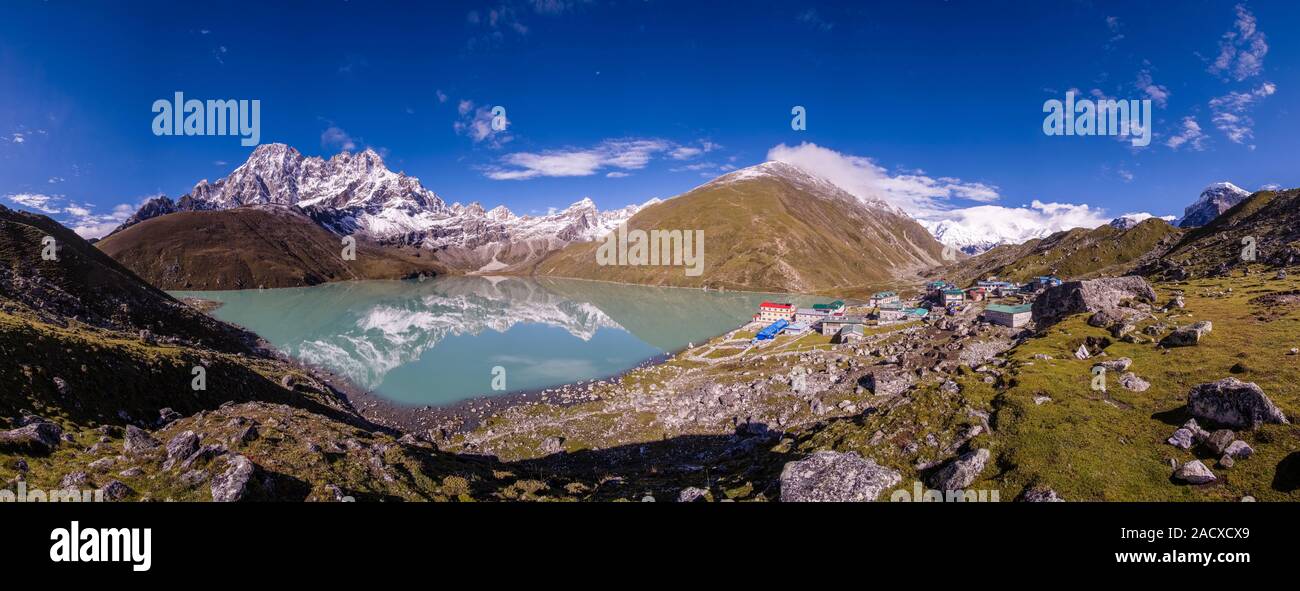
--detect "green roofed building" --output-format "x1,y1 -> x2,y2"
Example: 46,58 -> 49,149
984,303 -> 1032,327
812,300 -> 846,312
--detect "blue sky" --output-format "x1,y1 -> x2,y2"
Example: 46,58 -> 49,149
0,0 -> 1295,238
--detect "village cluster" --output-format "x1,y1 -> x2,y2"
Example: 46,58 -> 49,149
748,275 -> 1065,344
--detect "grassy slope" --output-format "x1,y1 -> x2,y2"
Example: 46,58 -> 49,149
1155,189 -> 1300,278
934,218 -> 1182,286
96,207 -> 444,290
536,174 -> 945,293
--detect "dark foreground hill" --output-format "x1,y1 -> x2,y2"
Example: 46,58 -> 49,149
96,206 -> 444,290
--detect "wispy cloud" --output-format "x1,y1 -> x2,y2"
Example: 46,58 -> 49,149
1165,116 -> 1209,151
321,125 -> 358,152
3,193 -> 139,238
797,9 -> 833,32
1209,81 -> 1276,145
486,138 -> 718,180
1208,3 -> 1268,81
4,192 -> 61,214
453,100 -> 512,148
1135,67 -> 1170,108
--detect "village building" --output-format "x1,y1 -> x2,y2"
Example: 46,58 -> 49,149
820,315 -> 866,336
812,300 -> 846,314
755,301 -> 795,323
868,291 -> 899,307
942,289 -> 965,306
834,324 -> 864,343
794,308 -> 829,325
965,287 -> 986,302
984,303 -> 1032,327
1032,276 -> 1063,290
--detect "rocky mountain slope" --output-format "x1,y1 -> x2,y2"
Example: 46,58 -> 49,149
928,216 -> 1182,286
1179,182 -> 1250,228
536,161 -> 947,293
1149,188 -> 1300,279
109,144 -> 649,273
96,206 -> 444,290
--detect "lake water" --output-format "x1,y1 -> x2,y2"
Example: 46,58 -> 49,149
174,276 -> 816,406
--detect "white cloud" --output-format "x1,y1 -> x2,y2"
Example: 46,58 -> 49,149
922,201 -> 1114,251
1209,81 -> 1276,144
1135,68 -> 1170,108
605,171 -> 630,178
1209,4 -> 1268,81
486,138 -> 677,180
47,176 -> 64,184
766,142 -> 1000,217
321,125 -> 357,152
3,193 -> 137,238
9,133 -> 25,144
5,193 -> 61,213
436,89 -> 449,104
1165,116 -> 1209,151
453,100 -> 512,148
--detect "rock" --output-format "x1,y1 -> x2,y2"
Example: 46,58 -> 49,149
1188,377 -> 1288,429
677,487 -> 709,502
1073,344 -> 1091,360
1032,276 -> 1157,325
863,368 -> 914,398
0,422 -> 63,454
232,424 -> 259,445
100,480 -> 133,501
157,407 -> 181,427
211,455 -> 259,502
1205,429 -> 1236,455
59,471 -> 91,489
280,374 -> 296,389
540,436 -> 564,455
1160,321 -> 1213,347
1093,357 -> 1133,372
1033,394 -> 1052,405
1032,353 -> 1053,360
1020,486 -> 1064,502
181,443 -> 229,470
1224,440 -> 1254,459
1173,460 -> 1216,484
779,451 -> 901,502
164,431 -> 200,469
117,467 -> 143,478
123,425 -> 160,454
1167,428 -> 1195,450
928,448 -> 991,491
1219,454 -> 1234,469
1118,372 -> 1150,392
86,457 -> 115,472
1182,418 -> 1210,442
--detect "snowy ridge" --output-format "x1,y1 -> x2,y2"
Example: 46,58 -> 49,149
1178,182 -> 1250,228
116,143 -> 652,263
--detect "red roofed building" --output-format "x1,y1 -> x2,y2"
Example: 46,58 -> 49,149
755,301 -> 796,323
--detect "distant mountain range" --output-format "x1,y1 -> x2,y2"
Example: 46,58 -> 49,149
1177,182 -> 1251,228
109,144 -> 654,274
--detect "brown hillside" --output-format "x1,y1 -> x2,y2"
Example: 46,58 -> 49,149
97,206 -> 444,290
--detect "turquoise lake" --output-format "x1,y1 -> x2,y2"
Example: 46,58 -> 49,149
174,276 -> 816,406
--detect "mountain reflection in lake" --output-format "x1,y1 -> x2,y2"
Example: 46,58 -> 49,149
174,276 -> 813,406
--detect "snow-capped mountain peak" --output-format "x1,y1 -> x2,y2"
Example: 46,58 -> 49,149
1178,182 -> 1250,228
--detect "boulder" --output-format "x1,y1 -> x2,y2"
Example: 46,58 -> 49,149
211,455 -> 259,502
677,487 -> 709,502
164,431 -> 200,469
0,422 -> 63,454
779,451 -> 901,502
123,425 -> 160,454
1182,418 -> 1210,442
1093,358 -> 1133,372
1160,321 -> 1213,347
1188,378 -> 1288,429
101,480 -> 133,501
1032,276 -> 1157,325
1224,440 -> 1254,459
1205,429 -> 1236,456
927,448 -> 991,491
1167,428 -> 1195,450
1020,486 -> 1064,502
1118,372 -> 1150,392
1173,460 -> 1216,484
